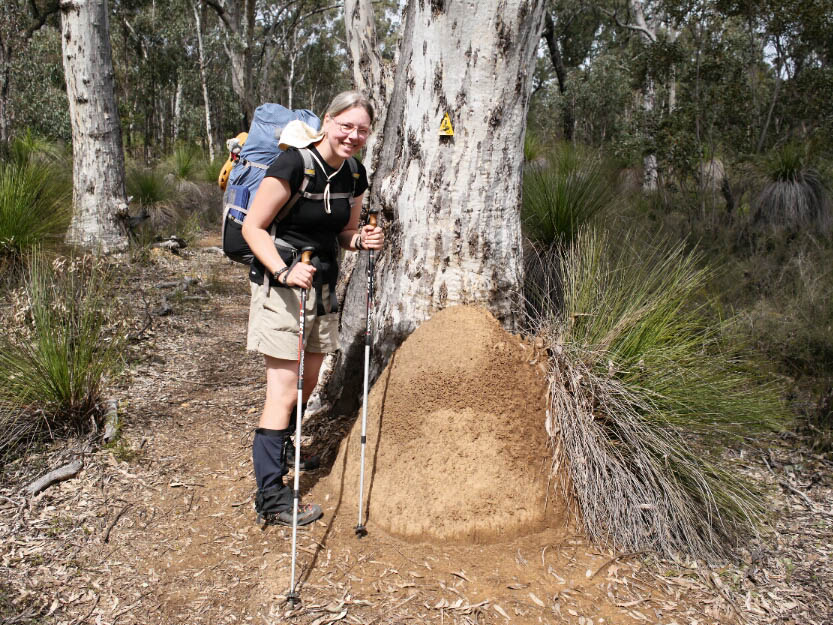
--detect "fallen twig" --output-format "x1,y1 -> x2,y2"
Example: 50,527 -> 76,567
102,399 -> 120,444
103,504 -> 131,543
71,594 -> 100,625
778,479 -> 818,512
588,551 -> 645,580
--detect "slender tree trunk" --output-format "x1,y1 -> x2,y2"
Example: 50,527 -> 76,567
173,73 -> 183,143
757,58 -> 782,153
209,0 -> 256,124
193,0 -> 215,161
319,0 -> 547,422
0,40 -> 11,146
628,0 -> 659,192
542,12 -> 573,141
286,30 -> 297,109
642,77 -> 658,191
61,0 -> 128,253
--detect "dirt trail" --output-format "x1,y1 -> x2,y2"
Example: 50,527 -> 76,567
1,243 -> 772,625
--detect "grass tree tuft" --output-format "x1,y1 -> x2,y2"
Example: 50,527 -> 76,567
0,138 -> 71,267
165,143 -> 203,181
0,253 -> 125,461
524,229 -> 783,561
522,143 -> 615,245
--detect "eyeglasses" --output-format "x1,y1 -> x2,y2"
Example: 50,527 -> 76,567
333,121 -> 371,139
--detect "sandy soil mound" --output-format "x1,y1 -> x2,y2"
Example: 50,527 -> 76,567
323,305 -> 563,543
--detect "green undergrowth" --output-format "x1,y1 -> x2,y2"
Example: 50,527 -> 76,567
125,156 -> 220,250
607,155 -> 833,449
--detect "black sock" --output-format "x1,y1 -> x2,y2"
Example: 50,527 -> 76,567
252,428 -> 288,492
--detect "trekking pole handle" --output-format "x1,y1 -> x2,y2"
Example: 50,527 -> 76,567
301,249 -> 313,264
368,212 -> 377,228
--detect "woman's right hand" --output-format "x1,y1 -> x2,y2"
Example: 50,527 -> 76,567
284,262 -> 316,289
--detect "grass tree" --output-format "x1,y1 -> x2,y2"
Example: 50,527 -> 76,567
0,253 -> 125,461
522,143 -> 616,245
0,136 -> 71,266
753,143 -> 831,233
525,229 -> 782,559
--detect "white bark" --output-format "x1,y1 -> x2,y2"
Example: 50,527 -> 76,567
628,0 -> 659,192
642,77 -> 658,191
61,0 -> 129,253
286,29 -> 297,109
193,0 -> 215,161
343,0 -> 391,127
173,73 -> 183,142
374,0 -> 544,332
318,0 -> 546,420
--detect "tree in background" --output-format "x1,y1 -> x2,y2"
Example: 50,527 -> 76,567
540,0 -> 604,142
0,0 -> 60,147
61,0 -> 128,252
205,0 -> 256,125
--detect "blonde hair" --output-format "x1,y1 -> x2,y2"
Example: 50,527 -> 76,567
325,90 -> 375,124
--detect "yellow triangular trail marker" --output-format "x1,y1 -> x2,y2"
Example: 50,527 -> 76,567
439,112 -> 454,136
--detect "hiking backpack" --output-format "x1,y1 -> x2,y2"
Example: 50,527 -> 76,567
221,104 -> 318,264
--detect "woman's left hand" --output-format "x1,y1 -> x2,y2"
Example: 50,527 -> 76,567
360,224 -> 384,250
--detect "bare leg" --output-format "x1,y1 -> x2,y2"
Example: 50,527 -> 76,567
259,352 -> 327,429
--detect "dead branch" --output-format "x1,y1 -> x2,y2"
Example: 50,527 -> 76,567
26,460 -> 83,496
102,398 -> 120,444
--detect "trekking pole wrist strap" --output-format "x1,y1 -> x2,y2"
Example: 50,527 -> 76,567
273,266 -> 291,284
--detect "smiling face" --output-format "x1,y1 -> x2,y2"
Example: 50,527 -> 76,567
320,105 -> 372,164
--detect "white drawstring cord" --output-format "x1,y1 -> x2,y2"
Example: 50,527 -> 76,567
307,150 -> 344,214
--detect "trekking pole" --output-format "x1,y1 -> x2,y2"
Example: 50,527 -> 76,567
288,246 -> 314,607
355,213 -> 378,539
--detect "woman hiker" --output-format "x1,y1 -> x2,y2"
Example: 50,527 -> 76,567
242,91 -> 384,526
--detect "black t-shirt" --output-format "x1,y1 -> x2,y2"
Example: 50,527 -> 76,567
249,146 -> 369,285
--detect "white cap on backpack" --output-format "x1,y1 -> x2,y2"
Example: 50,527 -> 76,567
278,120 -> 325,151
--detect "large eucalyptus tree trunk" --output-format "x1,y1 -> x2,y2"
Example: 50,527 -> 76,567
316,0 -> 546,423
61,0 -> 129,253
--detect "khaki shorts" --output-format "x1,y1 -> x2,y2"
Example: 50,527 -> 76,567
247,281 -> 340,359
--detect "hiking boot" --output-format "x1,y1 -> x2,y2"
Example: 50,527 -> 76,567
284,439 -> 321,471
258,503 -> 323,527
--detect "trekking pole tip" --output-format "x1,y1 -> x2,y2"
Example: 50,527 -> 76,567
355,524 -> 368,538
287,591 -> 300,606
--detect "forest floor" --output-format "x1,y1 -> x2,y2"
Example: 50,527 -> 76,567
1,239 -> 832,625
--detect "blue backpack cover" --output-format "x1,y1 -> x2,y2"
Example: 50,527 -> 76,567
222,104 -> 320,264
